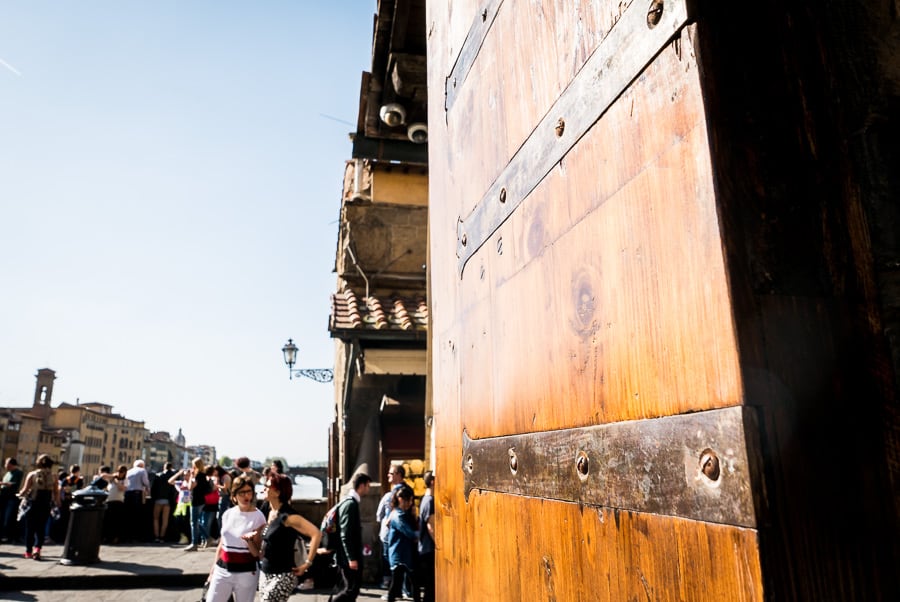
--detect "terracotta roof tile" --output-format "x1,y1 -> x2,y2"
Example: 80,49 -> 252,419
331,287 -> 428,336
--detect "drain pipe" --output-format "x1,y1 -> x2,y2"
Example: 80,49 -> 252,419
340,340 -> 360,487
353,158 -> 364,200
344,229 -> 370,301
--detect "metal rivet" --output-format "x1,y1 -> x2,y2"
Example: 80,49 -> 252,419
555,118 -> 565,137
452,77 -> 457,88
461,232 -> 467,247
482,9 -> 488,22
508,448 -> 518,475
496,237 -> 503,255
576,450 -> 590,481
647,0 -> 664,29
499,187 -> 507,204
479,264 -> 485,280
699,449 -> 720,482
465,454 -> 474,474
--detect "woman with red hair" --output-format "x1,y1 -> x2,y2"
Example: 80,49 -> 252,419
257,472 -> 321,601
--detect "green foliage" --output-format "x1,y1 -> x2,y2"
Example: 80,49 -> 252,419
219,455 -> 232,468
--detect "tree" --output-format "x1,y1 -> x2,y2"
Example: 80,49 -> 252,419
219,455 -> 232,468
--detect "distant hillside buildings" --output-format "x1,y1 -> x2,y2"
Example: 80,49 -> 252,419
0,368 -> 214,473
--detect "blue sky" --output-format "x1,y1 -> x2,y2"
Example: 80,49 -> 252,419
0,2 -> 375,466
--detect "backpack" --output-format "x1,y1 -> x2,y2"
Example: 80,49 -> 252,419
320,498 -> 350,551
150,472 -> 168,500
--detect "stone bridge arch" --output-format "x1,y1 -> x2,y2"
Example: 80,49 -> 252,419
286,466 -> 327,498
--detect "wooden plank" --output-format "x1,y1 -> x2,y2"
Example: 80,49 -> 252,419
441,1 -> 633,223
461,406 -> 760,527
435,455 -> 764,601
692,1 -> 900,597
456,30 -> 740,436
426,1 -> 766,601
455,0 -> 690,276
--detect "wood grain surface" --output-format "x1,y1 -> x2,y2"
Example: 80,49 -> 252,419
427,1 -> 766,600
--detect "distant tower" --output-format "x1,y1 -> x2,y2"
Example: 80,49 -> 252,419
31,368 -> 56,420
175,428 -> 188,468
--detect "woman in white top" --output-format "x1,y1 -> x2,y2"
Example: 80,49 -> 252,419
204,475 -> 266,602
103,464 -> 128,544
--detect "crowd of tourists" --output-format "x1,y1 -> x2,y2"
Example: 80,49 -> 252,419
0,454 -> 260,557
1,454 -> 436,602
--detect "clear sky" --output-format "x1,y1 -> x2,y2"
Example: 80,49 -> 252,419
0,2 -> 375,467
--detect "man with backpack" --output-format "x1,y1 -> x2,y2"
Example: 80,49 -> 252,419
329,472 -> 371,602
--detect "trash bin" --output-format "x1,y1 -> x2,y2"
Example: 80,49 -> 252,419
59,484 -> 108,565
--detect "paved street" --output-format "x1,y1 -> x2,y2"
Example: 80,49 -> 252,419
5,588 -> 391,602
0,541 -> 387,601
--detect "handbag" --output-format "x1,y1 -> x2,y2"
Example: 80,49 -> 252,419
17,497 -> 32,522
204,489 -> 220,505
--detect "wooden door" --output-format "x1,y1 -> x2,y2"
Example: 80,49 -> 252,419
427,0 -> 899,600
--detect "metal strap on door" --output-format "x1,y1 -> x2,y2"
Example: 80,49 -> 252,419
461,406 -> 760,528
451,0 -> 691,277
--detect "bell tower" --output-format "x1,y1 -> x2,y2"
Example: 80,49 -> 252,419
32,368 -> 56,420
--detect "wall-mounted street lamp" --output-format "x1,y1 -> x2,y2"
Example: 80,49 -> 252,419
281,338 -> 334,383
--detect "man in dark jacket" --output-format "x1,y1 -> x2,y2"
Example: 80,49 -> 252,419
332,472 -> 371,602
0,458 -> 24,542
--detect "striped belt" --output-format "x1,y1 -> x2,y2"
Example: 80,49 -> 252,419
217,550 -> 257,573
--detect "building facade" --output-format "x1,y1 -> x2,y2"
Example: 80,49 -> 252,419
326,0 -> 430,584
145,431 -> 188,472
0,369 -> 207,477
48,401 -> 148,473
328,0 -> 429,491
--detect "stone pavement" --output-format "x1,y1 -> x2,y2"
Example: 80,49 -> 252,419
0,541 -> 388,601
